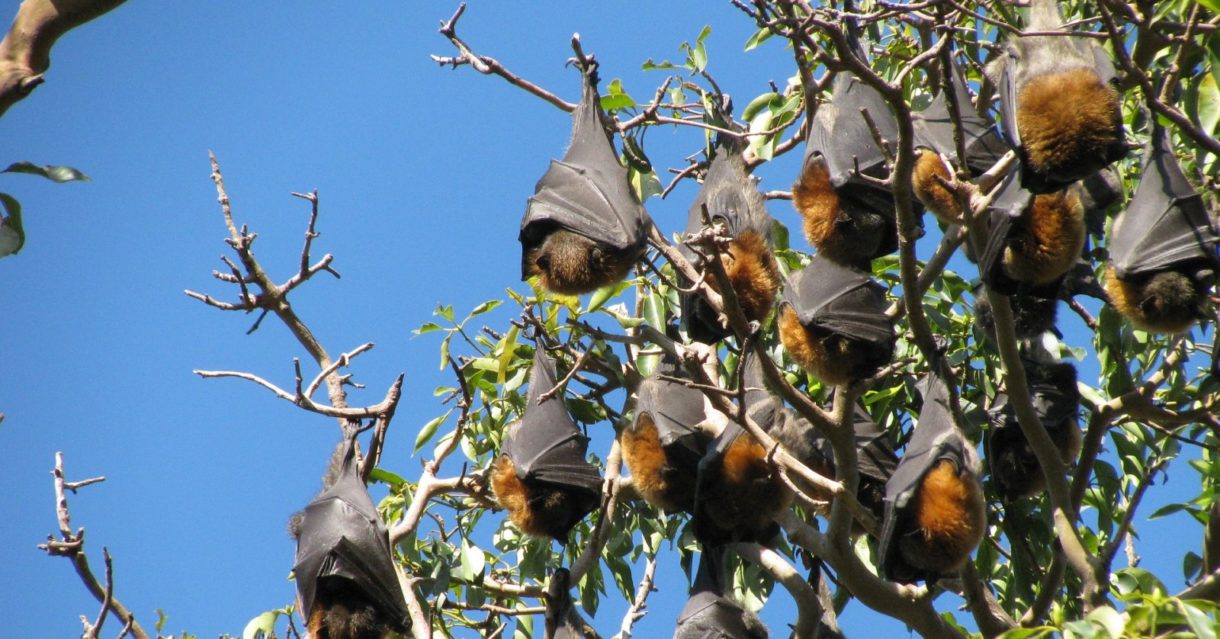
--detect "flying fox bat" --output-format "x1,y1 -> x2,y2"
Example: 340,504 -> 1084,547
543,568 -> 597,639
289,431 -> 411,639
519,59 -> 648,295
693,416 -> 793,546
792,26 -> 907,269
1105,126 -> 1220,333
988,0 -> 1127,194
979,170 -> 1086,295
674,546 -> 770,639
778,255 -> 896,387
912,54 -> 1011,225
973,282 -> 1060,348
987,359 -> 1081,501
681,135 -> 781,343
491,349 -> 603,542
742,354 -> 896,519
879,369 -> 985,584
621,355 -> 710,513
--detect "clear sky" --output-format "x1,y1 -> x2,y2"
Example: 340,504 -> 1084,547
0,3 -> 1207,638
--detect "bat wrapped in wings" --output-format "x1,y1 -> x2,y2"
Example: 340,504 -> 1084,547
742,353 -> 896,519
977,169 -> 1085,296
777,255 -> 896,387
879,368 -> 985,584
680,135 -> 781,343
491,349 -> 603,542
912,53 -> 1011,225
674,546 -> 770,639
519,57 -> 649,295
290,431 -> 411,639
988,0 -> 1127,194
988,359 -> 1081,501
621,354 -> 710,513
792,21 -> 909,269
1104,125 -> 1220,333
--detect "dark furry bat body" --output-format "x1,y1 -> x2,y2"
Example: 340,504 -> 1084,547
491,350 -> 603,542
681,136 -> 781,343
1105,126 -> 1220,333
622,355 -> 710,513
520,60 -> 648,295
988,0 -> 1127,193
912,54 -> 1011,225
289,432 -> 411,639
879,370 -> 985,584
987,360 -> 1081,501
543,568 -> 598,639
674,546 -> 770,639
973,283 -> 1060,348
778,255 -> 895,387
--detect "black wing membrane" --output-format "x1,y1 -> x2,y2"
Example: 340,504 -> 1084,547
636,355 -> 707,455
544,568 -> 597,639
518,63 -> 649,277
674,547 -> 769,639
913,54 -> 1009,175
504,349 -> 604,496
978,169 -> 1035,295
1109,126 -> 1220,279
293,433 -> 412,635
783,255 -> 894,349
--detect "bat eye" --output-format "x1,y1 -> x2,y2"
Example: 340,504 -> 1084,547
536,254 -> 551,272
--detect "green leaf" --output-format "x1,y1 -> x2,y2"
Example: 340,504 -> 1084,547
457,541 -> 486,582
414,409 -> 453,453
413,322 -> 443,336
1085,606 -> 1125,639
1195,71 -> 1220,135
744,26 -> 773,51
741,91 -> 776,122
1179,600 -> 1217,639
587,280 -> 631,313
1149,502 -> 1188,519
468,299 -> 502,319
368,467 -> 406,489
1197,0 -> 1220,15
241,610 -> 280,639
495,325 -> 519,385
3,162 -> 90,182
0,193 -> 24,257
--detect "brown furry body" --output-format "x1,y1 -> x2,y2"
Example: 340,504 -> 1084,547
490,456 -> 589,541
913,149 -> 961,225
621,414 -> 699,513
1016,69 -> 1123,184
792,158 -> 886,267
1002,188 -> 1085,285
307,579 -> 390,639
701,435 -> 793,540
524,229 -> 639,295
719,230 -> 780,324
990,418 -> 1082,501
899,460 -> 986,576
778,307 -> 892,387
1104,264 -> 1207,333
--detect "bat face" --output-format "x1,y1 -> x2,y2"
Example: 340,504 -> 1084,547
292,436 -> 411,637
973,284 -> 1060,346
682,139 -> 781,341
880,371 -> 984,584
992,0 -> 1127,193
778,256 -> 895,386
519,64 -> 649,294
493,351 -> 603,541
624,359 -> 710,513
1105,127 -> 1220,333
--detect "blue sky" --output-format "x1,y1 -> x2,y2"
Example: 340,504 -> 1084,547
0,3 -> 1208,638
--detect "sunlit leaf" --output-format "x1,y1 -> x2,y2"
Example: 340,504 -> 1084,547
3,162 -> 90,182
